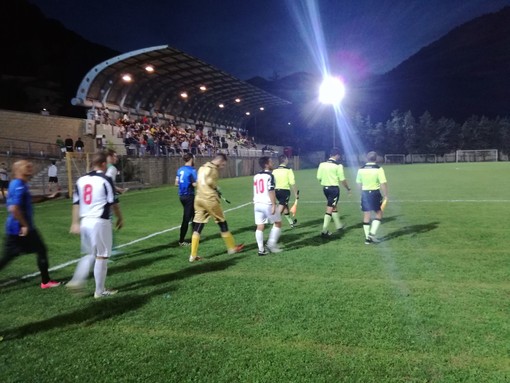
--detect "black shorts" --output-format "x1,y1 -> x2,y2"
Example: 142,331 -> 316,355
323,186 -> 339,207
49,177 -> 58,183
275,189 -> 290,206
361,190 -> 382,212
0,180 -> 8,189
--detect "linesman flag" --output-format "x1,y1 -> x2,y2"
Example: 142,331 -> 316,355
290,190 -> 300,217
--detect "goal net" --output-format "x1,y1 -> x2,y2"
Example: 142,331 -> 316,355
384,154 -> 406,164
455,149 -> 498,162
410,154 -> 437,164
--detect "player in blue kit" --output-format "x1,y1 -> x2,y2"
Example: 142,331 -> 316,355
175,153 -> 197,246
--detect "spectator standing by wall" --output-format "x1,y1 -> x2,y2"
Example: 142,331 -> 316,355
47,160 -> 60,192
75,137 -> 85,152
0,160 -> 61,289
56,135 -> 65,155
65,135 -> 74,152
0,162 -> 9,202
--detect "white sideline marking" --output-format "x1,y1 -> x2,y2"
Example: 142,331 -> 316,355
0,201 -> 253,288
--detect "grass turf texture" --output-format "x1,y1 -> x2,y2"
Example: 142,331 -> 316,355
0,162 -> 509,382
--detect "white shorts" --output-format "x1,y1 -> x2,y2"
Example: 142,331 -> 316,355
80,217 -> 112,257
254,203 -> 281,225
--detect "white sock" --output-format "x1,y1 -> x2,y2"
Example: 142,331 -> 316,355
255,229 -> 265,251
70,254 -> 95,285
370,219 -> 381,236
267,226 -> 281,247
94,258 -> 108,294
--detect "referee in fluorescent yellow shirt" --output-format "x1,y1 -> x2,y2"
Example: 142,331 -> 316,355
316,148 -> 351,237
356,151 -> 388,244
272,155 -> 299,228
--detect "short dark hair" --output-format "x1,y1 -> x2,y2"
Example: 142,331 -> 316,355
214,153 -> 227,162
278,154 -> 288,164
183,153 -> 193,162
92,152 -> 107,167
366,151 -> 378,162
259,156 -> 270,168
330,147 -> 341,157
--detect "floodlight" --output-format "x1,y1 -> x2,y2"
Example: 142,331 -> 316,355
319,76 -> 345,105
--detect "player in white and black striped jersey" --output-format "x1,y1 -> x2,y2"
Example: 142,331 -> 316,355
253,156 -> 282,255
67,152 -> 124,299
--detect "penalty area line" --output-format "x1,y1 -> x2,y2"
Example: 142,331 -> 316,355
0,201 -> 253,288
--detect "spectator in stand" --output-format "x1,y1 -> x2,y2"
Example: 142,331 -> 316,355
75,137 -> 85,152
47,160 -> 60,193
0,160 -> 61,289
181,138 -> 190,153
65,135 -> 74,152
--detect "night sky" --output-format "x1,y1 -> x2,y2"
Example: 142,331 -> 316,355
30,0 -> 510,81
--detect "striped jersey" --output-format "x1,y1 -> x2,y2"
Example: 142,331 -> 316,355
73,170 -> 117,219
253,170 -> 275,205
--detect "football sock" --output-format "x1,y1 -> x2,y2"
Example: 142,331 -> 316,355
332,212 -> 343,229
268,226 -> 281,247
322,213 -> 332,232
363,222 -> 371,239
284,214 -> 293,225
255,229 -> 265,251
94,258 -> 107,294
70,254 -> 95,284
221,231 -> 236,251
370,219 -> 381,236
191,232 -> 200,257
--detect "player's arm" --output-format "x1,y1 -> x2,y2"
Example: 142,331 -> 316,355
70,204 -> 80,234
8,204 -> 30,236
341,179 -> 351,194
269,189 -> 277,215
380,182 -> 388,199
112,203 -> 124,230
338,166 -> 351,193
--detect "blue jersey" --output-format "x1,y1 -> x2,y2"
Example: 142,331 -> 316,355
176,165 -> 197,196
5,178 -> 34,235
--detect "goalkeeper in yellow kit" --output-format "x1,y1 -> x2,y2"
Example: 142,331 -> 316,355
189,153 -> 244,262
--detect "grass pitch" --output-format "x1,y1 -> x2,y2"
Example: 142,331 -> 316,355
0,162 -> 509,382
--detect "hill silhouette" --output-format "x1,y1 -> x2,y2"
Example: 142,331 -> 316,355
1,1 -> 510,124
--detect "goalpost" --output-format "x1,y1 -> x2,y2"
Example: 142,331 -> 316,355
455,149 -> 498,162
384,154 -> 406,164
410,154 -> 437,164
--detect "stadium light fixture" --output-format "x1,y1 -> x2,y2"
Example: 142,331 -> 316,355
219,103 -> 225,108
259,107 -> 265,111
121,74 -> 133,83
145,65 -> 155,73
319,76 -> 346,147
235,98 -> 241,103
180,92 -> 188,99
199,85 -> 207,91
246,112 -> 251,116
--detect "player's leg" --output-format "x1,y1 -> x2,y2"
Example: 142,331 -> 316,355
277,190 -> 294,227
67,219 -> 95,290
254,203 -> 268,255
179,196 -> 194,245
365,191 -> 383,243
210,202 -> 243,254
0,235 -> 21,272
321,187 -> 336,236
25,229 -> 60,288
190,199 -> 207,262
267,208 -> 283,253
93,219 -> 117,298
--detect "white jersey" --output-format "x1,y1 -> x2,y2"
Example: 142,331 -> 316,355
48,164 -> 57,177
105,164 -> 118,181
253,170 -> 275,205
73,171 -> 117,219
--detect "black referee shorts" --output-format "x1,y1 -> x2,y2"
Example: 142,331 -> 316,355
323,186 -> 339,207
361,190 -> 382,212
275,189 -> 291,206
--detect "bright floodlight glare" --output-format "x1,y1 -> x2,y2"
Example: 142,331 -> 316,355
319,76 -> 346,105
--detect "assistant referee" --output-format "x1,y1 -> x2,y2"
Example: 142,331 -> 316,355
272,155 -> 298,228
356,151 -> 388,244
316,148 -> 351,236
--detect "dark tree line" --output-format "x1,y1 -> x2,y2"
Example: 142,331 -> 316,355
350,110 -> 510,155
